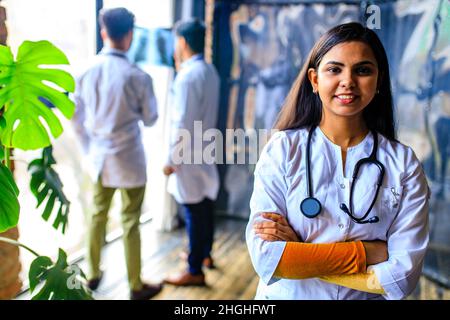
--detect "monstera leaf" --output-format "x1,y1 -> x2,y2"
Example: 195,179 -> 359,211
0,114 -> 5,128
29,249 -> 93,300
28,146 -> 70,233
0,114 -> 5,160
0,40 -> 75,150
0,162 -> 19,232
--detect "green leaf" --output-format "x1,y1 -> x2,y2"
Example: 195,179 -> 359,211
0,162 -> 20,232
29,256 -> 52,292
0,115 -> 6,129
29,249 -> 93,300
28,146 -> 70,233
0,115 -> 5,159
0,41 -> 75,150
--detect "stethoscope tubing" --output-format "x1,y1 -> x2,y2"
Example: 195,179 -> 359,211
301,125 -> 385,224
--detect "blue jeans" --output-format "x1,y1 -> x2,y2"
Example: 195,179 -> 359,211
182,198 -> 215,275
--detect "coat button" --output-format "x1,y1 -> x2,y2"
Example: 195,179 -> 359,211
340,184 -> 345,189
338,223 -> 345,229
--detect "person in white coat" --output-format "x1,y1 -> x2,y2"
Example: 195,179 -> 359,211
246,22 -> 430,300
72,7 -> 162,300
163,19 -> 220,286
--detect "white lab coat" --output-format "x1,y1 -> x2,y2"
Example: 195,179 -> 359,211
246,127 -> 430,300
72,48 -> 158,188
166,55 -> 220,204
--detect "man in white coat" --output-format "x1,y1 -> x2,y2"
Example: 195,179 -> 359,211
72,7 -> 162,300
163,19 -> 220,286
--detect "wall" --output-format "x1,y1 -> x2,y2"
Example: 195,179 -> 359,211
211,0 -> 450,289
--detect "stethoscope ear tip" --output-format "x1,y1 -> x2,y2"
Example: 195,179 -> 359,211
340,203 -> 379,224
339,203 -> 349,213
368,216 -> 379,223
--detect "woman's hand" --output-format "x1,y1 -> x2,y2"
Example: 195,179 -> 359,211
362,240 -> 389,265
253,213 -> 300,242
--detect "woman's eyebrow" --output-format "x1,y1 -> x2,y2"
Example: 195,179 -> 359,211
324,60 -> 376,66
325,61 -> 344,66
354,60 -> 376,66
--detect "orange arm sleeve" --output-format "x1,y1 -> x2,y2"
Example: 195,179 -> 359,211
274,241 -> 366,279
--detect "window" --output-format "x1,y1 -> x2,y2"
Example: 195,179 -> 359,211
3,0 -> 175,285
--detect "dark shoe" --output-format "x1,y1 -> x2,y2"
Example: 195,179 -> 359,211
164,271 -> 206,287
130,283 -> 163,300
179,251 -> 215,269
87,272 -> 103,291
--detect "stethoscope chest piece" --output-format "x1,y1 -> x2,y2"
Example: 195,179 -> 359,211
300,197 -> 322,218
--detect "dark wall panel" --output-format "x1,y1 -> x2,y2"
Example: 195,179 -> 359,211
212,0 -> 450,287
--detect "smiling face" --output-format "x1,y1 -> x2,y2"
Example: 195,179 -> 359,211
308,41 -> 379,121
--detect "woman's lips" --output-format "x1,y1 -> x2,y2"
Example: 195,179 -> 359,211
335,94 -> 357,104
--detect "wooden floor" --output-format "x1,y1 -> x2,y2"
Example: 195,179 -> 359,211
83,217 -> 258,300
16,217 -> 448,300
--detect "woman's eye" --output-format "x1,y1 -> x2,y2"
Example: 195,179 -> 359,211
327,67 -> 341,74
355,66 -> 373,75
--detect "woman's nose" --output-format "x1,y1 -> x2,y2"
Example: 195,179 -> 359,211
339,71 -> 356,89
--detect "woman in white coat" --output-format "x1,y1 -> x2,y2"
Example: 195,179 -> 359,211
246,22 -> 430,300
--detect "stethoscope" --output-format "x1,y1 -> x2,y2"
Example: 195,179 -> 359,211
300,126 -> 385,224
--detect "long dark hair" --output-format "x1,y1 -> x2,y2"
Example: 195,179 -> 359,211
274,22 -> 396,140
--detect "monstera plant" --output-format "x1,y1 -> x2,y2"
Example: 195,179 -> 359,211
0,40 -> 92,299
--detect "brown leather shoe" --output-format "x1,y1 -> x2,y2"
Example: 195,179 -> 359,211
179,251 -> 215,269
130,283 -> 163,300
163,271 -> 206,286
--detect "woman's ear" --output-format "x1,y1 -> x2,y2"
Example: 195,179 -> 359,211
308,68 -> 318,93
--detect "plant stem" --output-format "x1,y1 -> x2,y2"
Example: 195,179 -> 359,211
4,146 -> 10,169
0,236 -> 40,257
